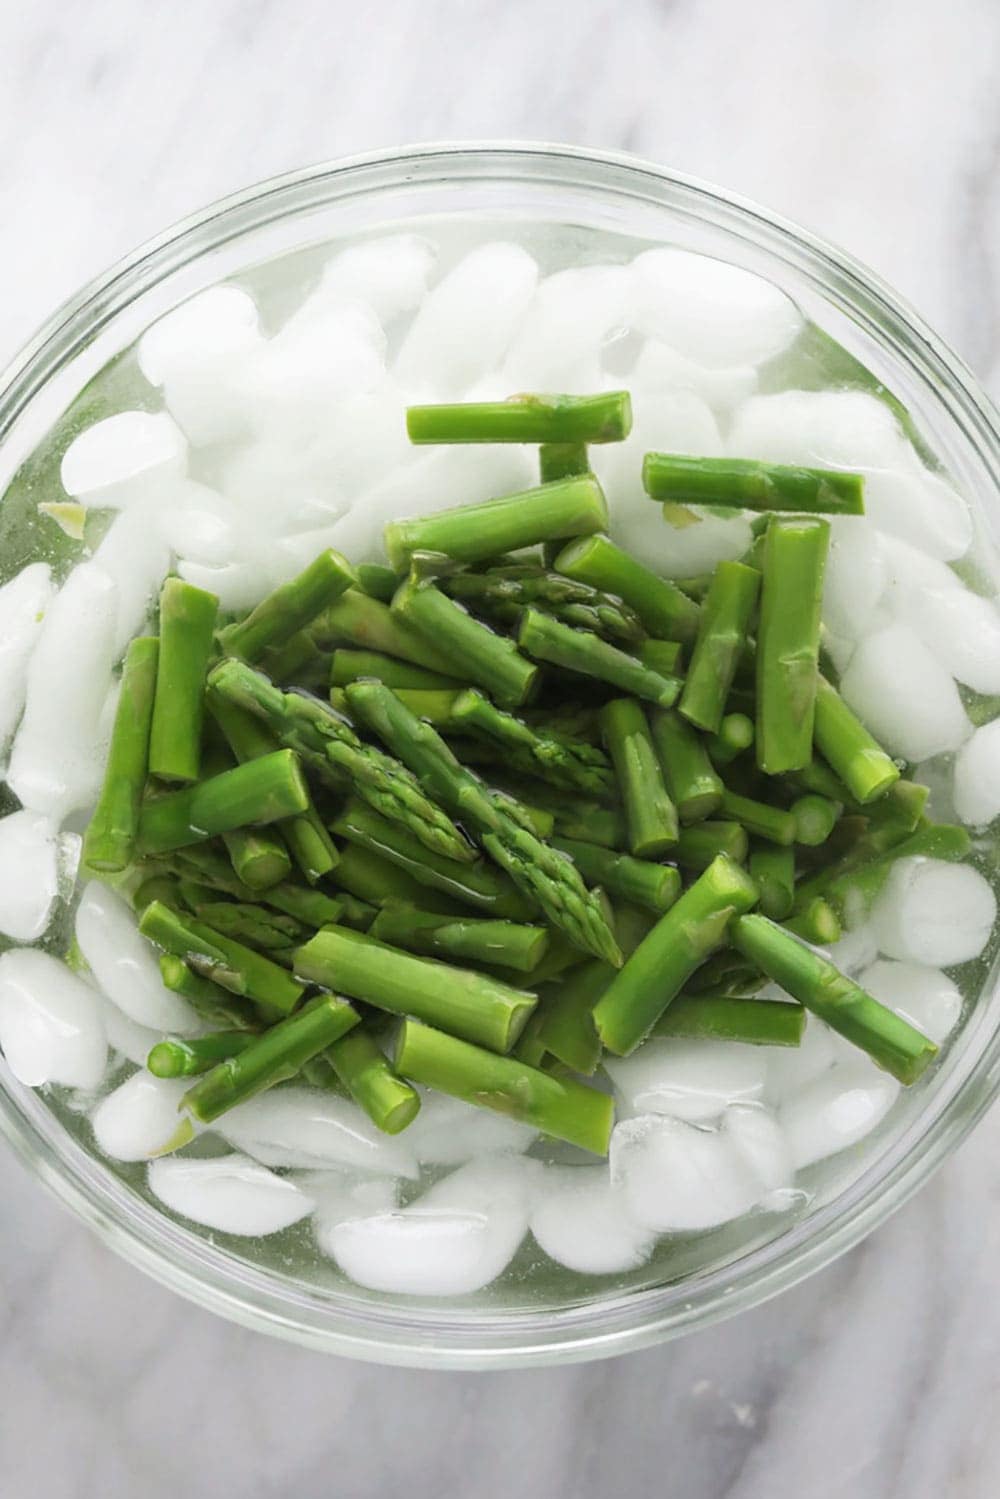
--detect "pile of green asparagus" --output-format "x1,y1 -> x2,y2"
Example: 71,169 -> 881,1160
80,388 -> 958,1159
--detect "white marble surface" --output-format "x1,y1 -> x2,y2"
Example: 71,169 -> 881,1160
2,1 -> 1000,1494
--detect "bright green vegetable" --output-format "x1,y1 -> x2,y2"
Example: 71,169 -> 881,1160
600,698 -> 679,858
642,453 -> 865,515
813,674 -> 901,805
406,392 -> 632,444
148,579 -> 218,783
756,517 -> 830,774
519,610 -> 680,707
82,636 -> 159,873
679,561 -> 760,734
137,751 -> 310,856
554,532 -> 700,643
650,709 -> 724,824
217,549 -> 355,663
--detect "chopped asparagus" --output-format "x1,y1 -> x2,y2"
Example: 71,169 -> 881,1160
651,995 -> 805,1046
519,610 -> 680,707
391,579 -> 539,708
217,549 -> 356,662
137,750 -> 311,855
719,787 -> 797,847
370,902 -> 549,973
756,518 -> 830,773
813,674 -> 900,805
139,899 -> 305,1013
707,712 -> 755,766
330,648 -> 460,691
550,836 -> 681,914
750,845 -> 796,920
148,578 -> 218,783
554,533 -> 701,643
147,1032 -> 256,1078
679,561 -> 760,733
442,564 -> 645,646
325,1026 -> 420,1134
406,391 -> 632,444
82,636 -> 159,873
791,793 -> 841,847
675,820 -> 749,870
642,453 -> 865,515
447,687 -> 614,797
650,709 -> 724,824
600,698 -> 678,858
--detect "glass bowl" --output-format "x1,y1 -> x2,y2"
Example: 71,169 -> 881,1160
1,143 -> 999,1370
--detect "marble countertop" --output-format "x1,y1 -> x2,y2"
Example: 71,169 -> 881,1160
3,2 -> 1000,1495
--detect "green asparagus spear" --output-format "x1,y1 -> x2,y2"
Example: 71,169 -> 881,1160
554,532 -> 701,644
369,902 -> 549,973
791,793 -> 841,847
533,961 -> 608,1074
539,441 -> 590,482
148,579 -> 218,783
675,820 -> 749,870
447,687 -> 614,797
139,900 -> 305,1013
600,698 -> 679,858
750,845 -> 796,920
707,712 -> 755,766
394,1018 -> 613,1155
330,841 -> 465,915
293,926 -> 536,1053
719,787 -> 797,846
217,550 -> 356,663
157,954 -> 262,1031
83,636 -> 159,873
260,627 -> 332,688
813,674 -> 900,805
782,897 -> 842,945
592,855 -> 760,1055
642,453 -> 865,515
441,565 -> 645,646
158,845 -> 341,925
137,751 -> 310,856
355,563 -> 399,603
311,588 -> 456,675
650,709 -> 724,824
323,1026 -> 420,1134
188,901 -> 307,953
684,950 -> 766,997
731,914 -> 936,1083
756,518 -> 830,773
786,756 -> 854,804
518,610 -> 680,707
147,1032 -> 256,1078
679,561 -> 761,733
550,836 -> 681,914
651,995 -> 805,1045
391,579 -> 539,707
132,875 -> 185,913
794,822 -> 970,925
551,800 -> 626,850
182,994 -> 362,1125
221,827 -> 293,891
861,780 -> 929,851
638,638 -> 684,677
330,648 -> 460,691
407,391 -> 632,444
331,685 -> 460,728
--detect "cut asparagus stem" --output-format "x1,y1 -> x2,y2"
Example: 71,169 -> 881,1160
550,836 -> 681,914
861,780 -> 929,851
331,685 -> 460,728
182,994 -> 362,1125
592,855 -> 760,1055
708,712 -> 755,766
137,750 -> 310,856
791,794 -> 841,847
651,994 -> 805,1045
330,648 -> 460,691
311,588 -> 456,675
535,960 -> 608,1074
188,901 -> 307,953
519,610 -> 680,707
678,561 -> 761,734
719,788 -> 797,847
82,636 -> 159,873
157,954 -> 262,1031
638,638 -> 684,677
642,453 -> 865,515
293,926 -> 536,1053
148,579 -> 218,783
675,820 -> 749,870
394,1018 -> 613,1155
492,929 -> 588,989
147,1032 -> 256,1078
794,822 -> 971,923
208,659 -> 473,864
813,673 -> 901,804
158,845 -> 338,924
731,914 -> 937,1083
133,875 -> 185,913
511,1006 -> 549,1067
221,826 -> 293,891
539,441 -> 590,482
384,473 -> 609,569
330,798 -> 532,918
330,841 -> 467,915
783,897 -> 842,945
261,628 -> 331,689
218,549 -> 356,663
750,845 -> 796,920
325,1026 -> 420,1134
441,565 -> 645,647
756,518 -> 830,773
600,698 -> 679,858
554,533 -> 701,643
369,902 -> 549,973
280,804 -> 340,884
407,391 -> 632,444
650,709 -> 724,824
356,563 -> 399,604
447,687 -> 614,797
345,682 -> 622,965
139,900 -> 305,1013
785,757 -> 853,804
391,579 -> 539,708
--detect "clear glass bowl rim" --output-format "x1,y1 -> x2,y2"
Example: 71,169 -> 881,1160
1,141 -> 999,1370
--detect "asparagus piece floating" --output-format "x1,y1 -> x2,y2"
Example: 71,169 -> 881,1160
331,685 -> 460,728
394,1018 -> 613,1155
750,845 -> 796,920
442,564 -> 645,646
182,994 -> 362,1125
813,674 -> 901,805
369,902 -> 549,974
756,518 -> 830,773
82,636 -> 159,873
147,1032 -> 256,1078
355,563 -> 399,604
720,787 -> 797,847
642,453 -> 866,515
708,712 -> 755,766
189,902 -> 307,953
794,822 -> 971,924
330,841 -> 465,915
731,914 -> 937,1083
133,875 -> 185,913
783,897 -> 842,946
861,780 -> 929,852
148,578 -> 219,783
638,638 -> 684,677
345,682 -> 622,964
592,854 -> 760,1055
324,1026 -> 420,1134
601,698 -> 679,858
330,798 -> 532,918
652,995 -> 805,1046
539,441 -> 590,483
158,954 -> 262,1031
139,900 -> 305,1013
534,960 -> 608,1074
221,826 -> 293,891
407,391 -> 632,445
208,659 -> 473,864
391,580 -> 538,708
651,709 -> 724,824
137,750 -> 310,856
159,845 -> 342,926
554,533 -> 701,644
447,687 -> 614,797
218,549 -> 356,663
792,793 -> 841,847
293,926 -> 536,1053
675,820 -> 749,870
519,610 -> 680,707
330,648 -> 460,691
785,756 -> 852,804
311,588 -> 456,675
679,561 -> 761,734
384,473 -> 609,570
550,836 -> 681,914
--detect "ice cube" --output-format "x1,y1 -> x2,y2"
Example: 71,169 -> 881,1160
502,265 -> 630,389
138,285 -> 261,385
61,411 -> 187,509
529,1165 -> 655,1274
764,1013 -> 839,1104
604,1037 -> 767,1123
7,563 -> 120,821
721,1104 -> 794,1194
303,1172 -> 401,1255
839,621 -> 969,763
627,249 -> 803,369
629,338 -> 759,412
157,482 -> 239,566
729,390 -> 907,469
248,300 -> 386,447
780,1062 -> 899,1169
401,1089 -> 537,1166
822,518 -> 887,641
610,1114 -> 760,1232
881,535 -> 964,596
317,234 -> 437,321
863,468 -> 972,562
218,1086 -> 419,1178
99,1000 -> 162,1068
0,563 -> 53,754
75,882 -> 204,1035
395,242 -> 538,395
892,580 -> 1000,693
826,923 -> 880,976
312,380 -> 413,498
871,857 -> 996,966
91,1071 -> 193,1160
858,959 -> 962,1044
0,810 -> 59,941
91,502 -> 172,654
953,720 -> 1000,827
148,1154 -> 314,1236
0,948 -> 107,1091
